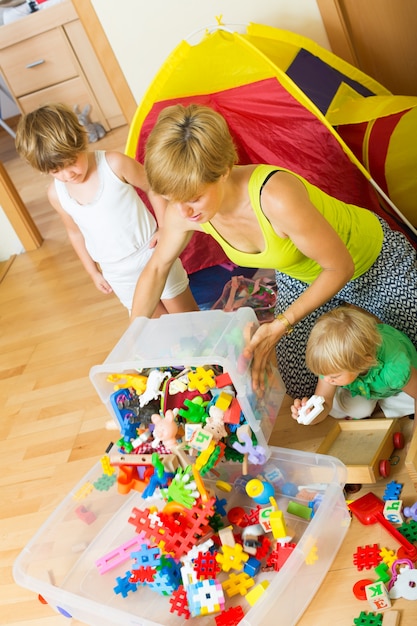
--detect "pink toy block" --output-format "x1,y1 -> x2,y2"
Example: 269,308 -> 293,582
95,534 -> 146,574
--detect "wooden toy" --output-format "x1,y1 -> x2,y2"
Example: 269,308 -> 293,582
316,419 -> 404,483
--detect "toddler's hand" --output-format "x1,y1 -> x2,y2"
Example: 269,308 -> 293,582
291,397 -> 308,421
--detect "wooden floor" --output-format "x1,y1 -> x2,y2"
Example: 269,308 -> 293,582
1,122 -> 416,626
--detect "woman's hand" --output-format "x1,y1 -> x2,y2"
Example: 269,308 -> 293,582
243,318 -> 287,391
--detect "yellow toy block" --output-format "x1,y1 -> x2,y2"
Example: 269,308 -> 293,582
270,510 -> 287,539
245,580 -> 270,606
215,391 -> 233,411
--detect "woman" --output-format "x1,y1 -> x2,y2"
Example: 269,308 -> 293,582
130,103 -> 417,397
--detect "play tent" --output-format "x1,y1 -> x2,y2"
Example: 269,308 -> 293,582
126,22 -> 417,274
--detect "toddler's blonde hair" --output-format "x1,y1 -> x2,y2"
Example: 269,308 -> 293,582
306,306 -> 381,376
15,103 -> 87,173
144,104 -> 238,201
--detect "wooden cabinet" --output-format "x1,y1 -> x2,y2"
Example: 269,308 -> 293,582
0,0 -> 126,129
317,0 -> 417,96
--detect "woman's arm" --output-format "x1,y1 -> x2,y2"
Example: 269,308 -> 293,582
245,173 -> 355,389
130,209 -> 194,320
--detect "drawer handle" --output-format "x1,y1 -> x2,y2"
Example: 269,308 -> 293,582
26,59 -> 45,69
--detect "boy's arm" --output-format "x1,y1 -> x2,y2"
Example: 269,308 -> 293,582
104,151 -> 149,192
47,184 -> 112,294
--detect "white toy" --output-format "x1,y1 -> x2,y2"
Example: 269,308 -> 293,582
139,369 -> 170,407
297,395 -> 325,425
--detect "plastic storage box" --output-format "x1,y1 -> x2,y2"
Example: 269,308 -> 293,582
89,308 -> 286,454
13,309 -> 350,625
13,446 -> 350,626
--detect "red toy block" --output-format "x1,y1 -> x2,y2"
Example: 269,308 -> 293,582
74,505 -> 96,525
215,605 -> 245,625
223,398 -> 242,425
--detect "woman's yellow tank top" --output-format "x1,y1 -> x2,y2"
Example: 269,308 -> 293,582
200,165 -> 383,283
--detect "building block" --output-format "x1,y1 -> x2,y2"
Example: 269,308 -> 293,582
95,534 -> 146,575
383,500 -> 403,524
245,579 -> 270,606
215,605 -> 245,626
270,509 -> 288,539
381,610 -> 400,626
74,505 -> 96,525
365,581 -> 391,611
187,578 -> 225,617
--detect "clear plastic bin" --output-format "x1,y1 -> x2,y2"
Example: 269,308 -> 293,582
13,445 -> 350,626
89,309 -> 286,454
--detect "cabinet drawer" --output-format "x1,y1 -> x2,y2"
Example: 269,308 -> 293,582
18,77 -> 107,131
0,28 -> 78,97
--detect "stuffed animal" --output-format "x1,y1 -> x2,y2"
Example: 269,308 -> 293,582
74,104 -> 106,143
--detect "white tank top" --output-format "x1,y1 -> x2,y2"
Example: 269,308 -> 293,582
54,151 -> 156,263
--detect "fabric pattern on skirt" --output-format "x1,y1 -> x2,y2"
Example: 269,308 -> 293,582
275,217 -> 417,398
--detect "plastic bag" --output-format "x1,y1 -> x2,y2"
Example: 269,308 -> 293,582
212,275 -> 277,323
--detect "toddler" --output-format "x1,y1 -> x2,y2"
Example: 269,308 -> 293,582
291,306 -> 417,428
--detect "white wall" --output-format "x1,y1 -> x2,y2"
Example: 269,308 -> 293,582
91,0 -> 330,104
0,0 -> 329,260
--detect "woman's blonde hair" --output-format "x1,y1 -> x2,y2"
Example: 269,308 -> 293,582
15,103 -> 87,173
144,104 -> 238,201
306,306 -> 381,375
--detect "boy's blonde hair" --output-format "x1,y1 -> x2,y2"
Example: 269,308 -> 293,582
306,306 -> 381,375
15,103 -> 87,173
144,104 -> 238,201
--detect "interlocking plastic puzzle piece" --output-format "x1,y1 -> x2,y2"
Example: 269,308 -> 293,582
95,534 -> 146,575
100,454 -> 115,476
169,585 -> 191,619
305,544 -> 319,565
187,367 -> 216,394
193,551 -> 221,579
131,543 -> 161,568
353,611 -> 383,626
297,394 -> 325,425
187,578 -> 225,617
379,546 -> 398,568
382,480 -> 403,502
93,473 -> 117,491
222,571 -> 255,597
215,605 -> 245,626
266,542 -> 296,571
353,544 -> 383,571
216,543 -> 249,572
113,571 -> 138,598
72,481 -> 94,500
397,518 -> 417,542
129,566 -> 156,584
373,561 -> 391,584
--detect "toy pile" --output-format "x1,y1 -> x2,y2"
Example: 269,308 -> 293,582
93,364 -> 322,621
